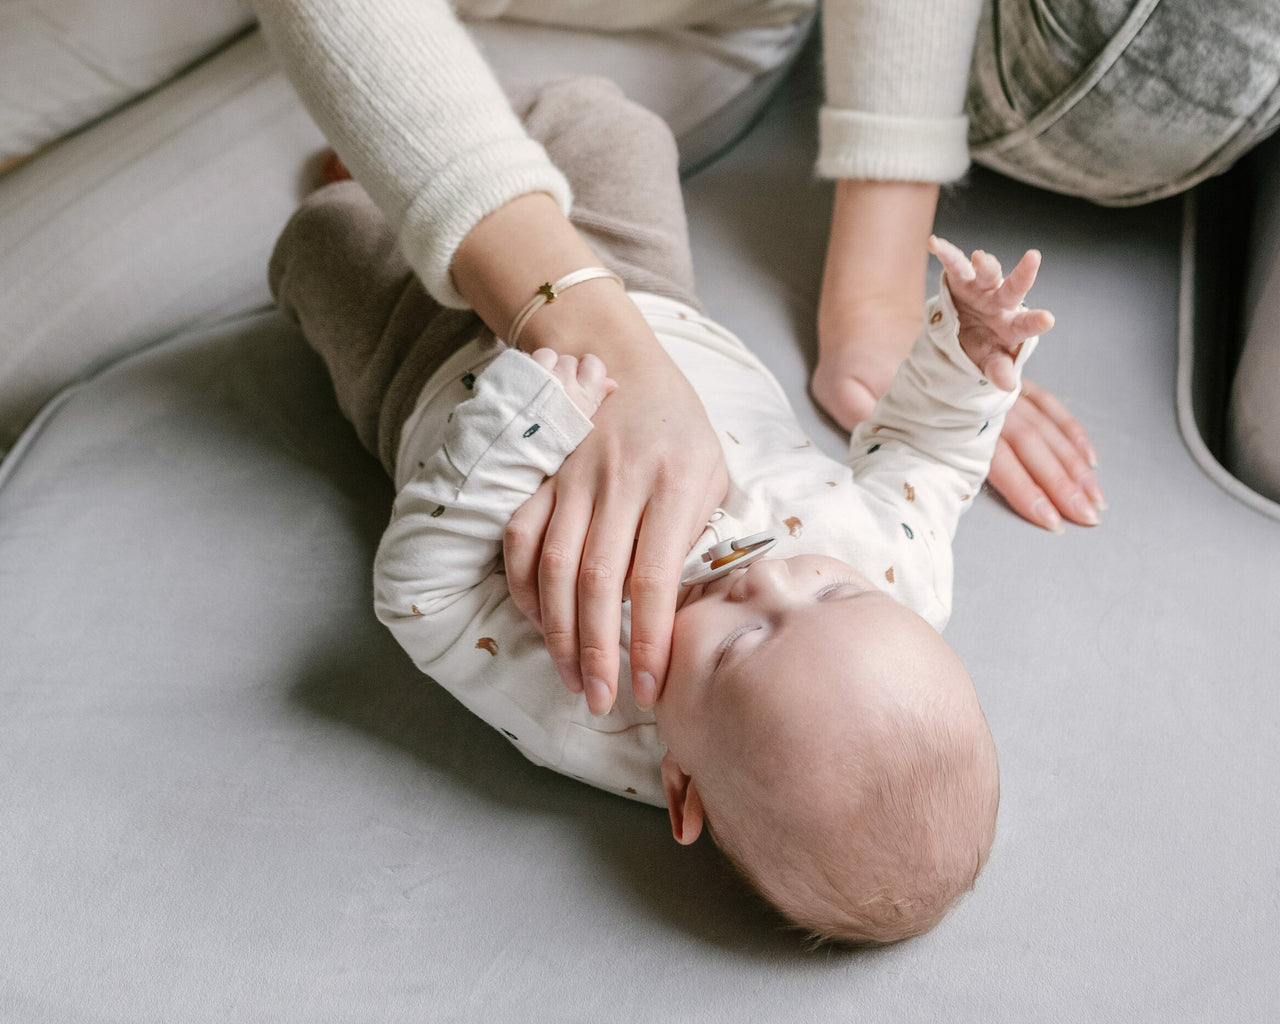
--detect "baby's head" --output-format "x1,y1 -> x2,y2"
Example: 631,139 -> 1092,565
654,554 -> 999,945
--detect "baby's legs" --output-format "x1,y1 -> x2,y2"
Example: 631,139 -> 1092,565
269,182 -> 480,478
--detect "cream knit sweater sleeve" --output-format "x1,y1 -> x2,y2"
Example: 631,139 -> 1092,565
253,0 -> 572,308
817,0 -> 983,183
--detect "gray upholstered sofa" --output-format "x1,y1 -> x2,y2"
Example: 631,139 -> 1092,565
2,5 -> 1278,1020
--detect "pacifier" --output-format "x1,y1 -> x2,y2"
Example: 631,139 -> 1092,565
680,531 -> 778,587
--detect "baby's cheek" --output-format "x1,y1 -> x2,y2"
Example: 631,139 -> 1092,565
661,610 -> 703,705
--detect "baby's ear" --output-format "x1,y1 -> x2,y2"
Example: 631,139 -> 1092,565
661,752 -> 705,845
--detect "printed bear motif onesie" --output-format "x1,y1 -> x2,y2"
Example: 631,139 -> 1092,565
269,77 -> 1035,807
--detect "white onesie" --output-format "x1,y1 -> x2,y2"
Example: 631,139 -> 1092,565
373,286 -> 1035,806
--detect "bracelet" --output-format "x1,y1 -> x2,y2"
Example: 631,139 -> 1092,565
506,267 -> 624,346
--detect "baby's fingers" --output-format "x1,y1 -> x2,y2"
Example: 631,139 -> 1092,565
1012,307 -> 1055,338
999,249 -> 1042,307
970,249 -> 1004,291
980,351 -> 1019,392
928,235 -> 975,282
530,347 -> 558,372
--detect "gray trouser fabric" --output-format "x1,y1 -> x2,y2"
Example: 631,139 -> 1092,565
967,0 -> 1280,205
269,76 -> 698,477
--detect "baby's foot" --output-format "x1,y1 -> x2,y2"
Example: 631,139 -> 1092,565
318,150 -> 352,187
929,235 -> 1055,391
529,348 -> 617,418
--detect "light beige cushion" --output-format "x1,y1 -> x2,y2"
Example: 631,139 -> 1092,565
0,16 -> 812,452
0,0 -> 254,165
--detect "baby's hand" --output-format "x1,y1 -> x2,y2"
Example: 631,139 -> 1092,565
928,235 -> 1055,392
529,348 -> 617,418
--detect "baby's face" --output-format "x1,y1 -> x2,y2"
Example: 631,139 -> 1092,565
653,553 -> 995,940
655,554 -> 907,773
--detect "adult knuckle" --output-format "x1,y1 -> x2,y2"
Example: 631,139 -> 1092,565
541,625 -> 576,657
578,637 -> 616,670
627,632 -> 664,663
538,541 -> 576,580
577,558 -> 617,596
503,517 -> 533,551
628,562 -> 674,599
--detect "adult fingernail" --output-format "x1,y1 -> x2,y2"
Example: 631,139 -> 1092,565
585,677 -> 612,716
1082,475 -> 1108,511
632,671 -> 656,709
558,662 -> 584,694
1068,494 -> 1099,526
1032,498 -> 1064,534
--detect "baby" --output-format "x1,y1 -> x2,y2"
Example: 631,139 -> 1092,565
269,76 -> 1051,944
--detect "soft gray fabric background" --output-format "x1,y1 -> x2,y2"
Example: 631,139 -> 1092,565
2,26 -> 1279,1024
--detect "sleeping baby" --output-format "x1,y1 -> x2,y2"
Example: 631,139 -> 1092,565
268,76 -> 1051,944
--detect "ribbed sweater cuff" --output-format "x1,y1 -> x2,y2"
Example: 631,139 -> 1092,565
816,107 -> 970,183
398,137 -> 574,309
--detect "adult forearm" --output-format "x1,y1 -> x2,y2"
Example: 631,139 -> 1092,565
253,0 -> 570,307
820,179 -> 939,342
450,192 -> 672,379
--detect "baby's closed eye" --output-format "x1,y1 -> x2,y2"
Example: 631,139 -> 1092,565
717,623 -> 762,667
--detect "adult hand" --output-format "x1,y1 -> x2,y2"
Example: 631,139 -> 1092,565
451,193 -> 727,716
814,179 -> 937,431
817,321 -> 1106,530
503,353 -> 727,716
815,177 -> 1106,532
987,382 -> 1105,532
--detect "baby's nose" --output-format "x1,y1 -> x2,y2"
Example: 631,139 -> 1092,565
736,558 -> 796,603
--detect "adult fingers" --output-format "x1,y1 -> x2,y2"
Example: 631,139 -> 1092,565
504,480 -> 556,632
628,471 -> 725,709
1021,380 -> 1100,473
998,396 -> 1104,526
535,489 -> 596,697
573,494 -> 638,716
987,436 -> 1061,532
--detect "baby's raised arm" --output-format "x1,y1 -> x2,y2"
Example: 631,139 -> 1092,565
927,235 -> 1055,391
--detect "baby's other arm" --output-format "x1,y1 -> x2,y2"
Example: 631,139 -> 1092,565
847,238 -> 1053,540
374,349 -> 612,666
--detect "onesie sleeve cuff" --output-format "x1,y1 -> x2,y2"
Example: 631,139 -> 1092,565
441,347 -> 594,483
816,107 -> 971,183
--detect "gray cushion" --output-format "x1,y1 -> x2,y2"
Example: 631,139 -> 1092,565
0,18 -> 810,452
